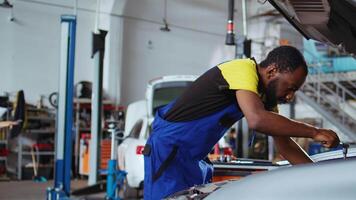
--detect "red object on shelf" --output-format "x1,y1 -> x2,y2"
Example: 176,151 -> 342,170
0,148 -> 9,156
81,133 -> 91,140
0,165 -> 6,175
74,102 -> 125,111
32,143 -> 54,151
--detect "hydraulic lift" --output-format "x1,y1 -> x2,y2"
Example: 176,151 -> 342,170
47,15 -> 77,200
47,15 -> 125,200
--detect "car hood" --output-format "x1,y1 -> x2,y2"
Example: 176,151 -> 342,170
165,159 -> 356,200
164,180 -> 233,200
268,0 -> 356,54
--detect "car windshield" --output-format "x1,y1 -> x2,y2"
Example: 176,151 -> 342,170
128,119 -> 143,139
152,81 -> 192,114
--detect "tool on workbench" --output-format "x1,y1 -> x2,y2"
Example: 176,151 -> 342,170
340,142 -> 349,160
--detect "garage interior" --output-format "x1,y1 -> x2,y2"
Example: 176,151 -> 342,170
0,0 -> 355,199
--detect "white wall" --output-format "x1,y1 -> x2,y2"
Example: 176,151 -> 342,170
119,18 -> 229,104
119,0 -> 243,105
0,0 -> 241,106
0,0 -> 101,105
1,1 -> 60,104
0,6 -> 13,89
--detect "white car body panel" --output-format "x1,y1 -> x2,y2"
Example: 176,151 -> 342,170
205,159 -> 356,200
123,100 -> 147,138
118,138 -> 146,187
165,148 -> 356,199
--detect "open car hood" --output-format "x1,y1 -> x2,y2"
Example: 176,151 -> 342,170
267,0 -> 356,54
165,159 -> 356,200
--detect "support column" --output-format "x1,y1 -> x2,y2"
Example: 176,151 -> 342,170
50,15 -> 76,200
88,30 -> 107,185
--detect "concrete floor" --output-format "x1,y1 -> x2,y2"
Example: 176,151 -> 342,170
0,180 -> 108,200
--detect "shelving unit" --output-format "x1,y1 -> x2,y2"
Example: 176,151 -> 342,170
0,127 -> 10,180
0,94 -> 12,180
9,105 -> 56,180
16,137 -> 55,180
73,98 -> 124,176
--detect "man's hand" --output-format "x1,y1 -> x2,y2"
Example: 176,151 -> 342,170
313,129 -> 340,148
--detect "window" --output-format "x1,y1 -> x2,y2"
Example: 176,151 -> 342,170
152,81 -> 192,114
128,120 -> 143,139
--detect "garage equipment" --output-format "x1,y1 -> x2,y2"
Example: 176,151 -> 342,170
47,15 -> 77,200
105,121 -> 126,200
88,29 -> 107,186
341,143 -> 349,160
70,121 -> 127,199
47,13 -> 110,199
225,0 -> 235,45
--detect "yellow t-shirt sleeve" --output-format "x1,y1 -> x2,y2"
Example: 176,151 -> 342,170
218,59 -> 259,95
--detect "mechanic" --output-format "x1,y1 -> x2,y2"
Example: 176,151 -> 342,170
143,46 -> 340,200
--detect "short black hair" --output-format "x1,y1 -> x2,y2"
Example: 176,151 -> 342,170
259,46 -> 308,74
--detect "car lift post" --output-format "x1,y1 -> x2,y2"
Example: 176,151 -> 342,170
88,29 -> 107,186
47,15 -> 77,200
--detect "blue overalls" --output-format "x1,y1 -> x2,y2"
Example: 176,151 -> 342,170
143,100 -> 244,199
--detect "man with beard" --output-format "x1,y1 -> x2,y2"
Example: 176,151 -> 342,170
143,46 -> 340,200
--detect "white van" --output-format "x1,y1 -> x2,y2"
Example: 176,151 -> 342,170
117,75 -> 197,197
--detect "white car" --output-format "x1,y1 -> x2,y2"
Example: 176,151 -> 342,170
117,75 -> 197,197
